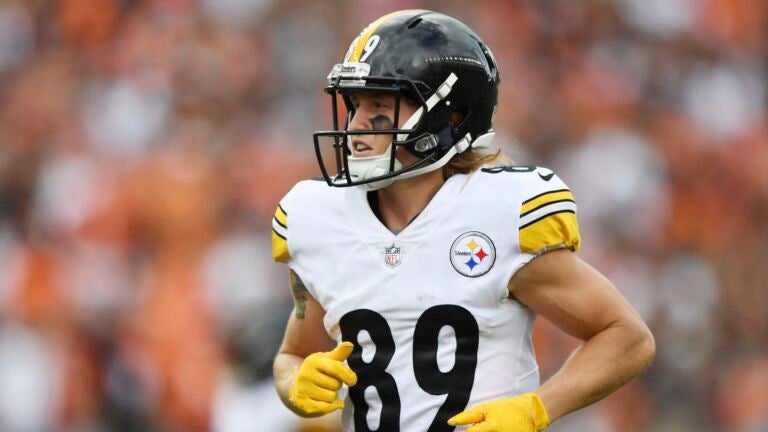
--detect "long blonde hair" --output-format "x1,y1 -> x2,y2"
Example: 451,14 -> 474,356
442,147 -> 509,178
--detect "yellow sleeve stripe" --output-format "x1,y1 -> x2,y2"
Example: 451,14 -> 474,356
520,209 -> 575,230
520,189 -> 573,215
275,204 -> 287,227
348,10 -> 424,62
272,203 -> 290,262
519,210 -> 581,254
273,216 -> 286,230
272,230 -> 291,262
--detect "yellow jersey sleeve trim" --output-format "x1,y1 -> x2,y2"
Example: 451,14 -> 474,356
275,204 -> 287,227
272,204 -> 291,262
520,189 -> 574,216
519,211 -> 581,255
272,230 -> 291,262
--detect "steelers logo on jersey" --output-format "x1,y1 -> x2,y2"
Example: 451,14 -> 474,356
449,231 -> 496,277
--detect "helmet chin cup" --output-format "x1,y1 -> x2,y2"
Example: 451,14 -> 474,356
345,145 -> 403,191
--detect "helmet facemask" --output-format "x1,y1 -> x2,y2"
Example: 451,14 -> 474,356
313,65 -> 465,190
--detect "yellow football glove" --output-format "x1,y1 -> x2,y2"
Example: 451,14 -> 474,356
289,342 -> 358,416
447,392 -> 550,432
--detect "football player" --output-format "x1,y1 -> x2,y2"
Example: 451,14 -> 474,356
272,10 -> 655,432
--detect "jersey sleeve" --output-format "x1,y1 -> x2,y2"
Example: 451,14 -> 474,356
272,201 -> 291,263
517,168 -> 581,256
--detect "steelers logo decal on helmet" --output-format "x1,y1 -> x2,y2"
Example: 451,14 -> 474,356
450,231 -> 496,277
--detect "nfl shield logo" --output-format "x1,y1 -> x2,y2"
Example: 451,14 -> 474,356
384,244 -> 401,268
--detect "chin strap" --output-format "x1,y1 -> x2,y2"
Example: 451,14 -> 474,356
343,131 -> 496,191
395,131 -> 495,183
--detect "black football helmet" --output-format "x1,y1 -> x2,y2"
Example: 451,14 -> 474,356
313,10 -> 500,190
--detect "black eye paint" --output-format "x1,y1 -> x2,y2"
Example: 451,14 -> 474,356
370,115 -> 393,130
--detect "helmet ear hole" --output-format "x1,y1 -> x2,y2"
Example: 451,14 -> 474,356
449,108 -> 469,128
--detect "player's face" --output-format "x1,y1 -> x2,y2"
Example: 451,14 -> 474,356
347,91 -> 418,161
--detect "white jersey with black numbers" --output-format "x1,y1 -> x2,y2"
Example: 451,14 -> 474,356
272,166 -> 581,432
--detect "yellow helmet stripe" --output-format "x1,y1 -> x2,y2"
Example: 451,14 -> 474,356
348,10 -> 424,62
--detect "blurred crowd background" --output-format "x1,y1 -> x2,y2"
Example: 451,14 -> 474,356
0,0 -> 766,431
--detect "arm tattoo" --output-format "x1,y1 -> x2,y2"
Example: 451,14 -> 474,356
289,270 -> 309,319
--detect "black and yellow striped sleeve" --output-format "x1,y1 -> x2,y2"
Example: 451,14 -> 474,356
272,204 -> 291,262
519,188 -> 581,255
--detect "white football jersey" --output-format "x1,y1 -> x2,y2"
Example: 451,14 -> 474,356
272,166 -> 580,432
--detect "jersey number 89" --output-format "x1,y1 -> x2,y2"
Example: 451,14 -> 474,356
340,305 -> 479,431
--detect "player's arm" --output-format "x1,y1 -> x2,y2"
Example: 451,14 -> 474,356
449,170 -> 653,430
448,249 -> 655,432
449,249 -> 654,431
273,270 -> 357,417
509,248 -> 656,423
